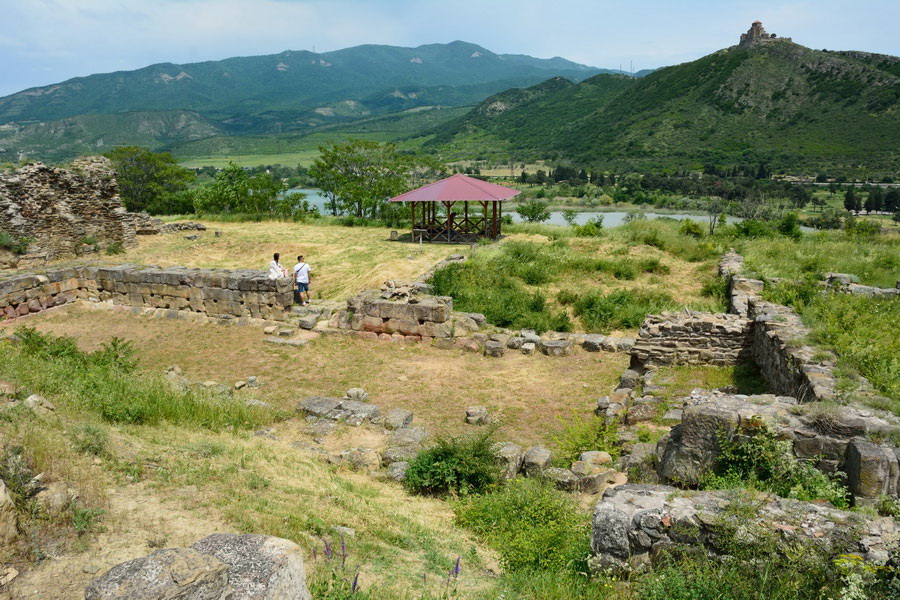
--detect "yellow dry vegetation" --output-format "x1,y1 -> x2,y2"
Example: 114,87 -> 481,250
62,220 -> 470,301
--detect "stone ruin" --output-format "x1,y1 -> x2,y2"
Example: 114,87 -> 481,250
590,250 -> 900,573
738,20 -> 791,47
0,156 -> 188,268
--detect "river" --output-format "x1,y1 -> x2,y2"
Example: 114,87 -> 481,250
287,189 -> 734,227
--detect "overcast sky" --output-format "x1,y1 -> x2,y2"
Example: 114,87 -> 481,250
1,0 -> 898,97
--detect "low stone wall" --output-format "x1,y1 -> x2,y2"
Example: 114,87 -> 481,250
0,265 -> 294,322
629,311 -> 753,369
591,484 -> 896,573
748,296 -> 838,401
655,389 -> 900,500
330,289 -> 458,339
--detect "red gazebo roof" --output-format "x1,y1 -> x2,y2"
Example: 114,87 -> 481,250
389,173 -> 521,203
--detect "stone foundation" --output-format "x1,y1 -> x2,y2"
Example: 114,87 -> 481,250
0,265 -> 294,322
630,311 -> 753,368
591,484 -> 895,573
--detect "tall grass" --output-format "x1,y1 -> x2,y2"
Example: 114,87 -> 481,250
572,289 -> 677,332
801,293 -> 900,406
0,328 -> 274,430
741,231 -> 900,288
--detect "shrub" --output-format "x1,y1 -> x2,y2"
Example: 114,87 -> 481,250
678,219 -> 704,238
732,219 -> 773,239
70,424 -> 109,457
455,478 -> 589,573
776,213 -> 802,239
405,431 -> 500,497
573,289 -> 675,332
572,216 -> 604,237
550,411 -> 619,466
701,418 -> 850,508
0,231 -> 31,255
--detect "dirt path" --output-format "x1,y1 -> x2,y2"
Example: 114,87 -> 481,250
4,482 -> 231,599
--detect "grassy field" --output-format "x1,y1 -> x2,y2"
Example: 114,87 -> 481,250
56,220 -> 470,301
0,303 -> 625,597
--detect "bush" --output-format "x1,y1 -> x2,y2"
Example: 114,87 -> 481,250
404,431 -> 500,497
70,424 -> 109,457
0,231 -> 31,255
573,289 -> 675,332
776,213 -> 802,239
678,219 -> 704,238
455,478 -> 589,573
701,418 -> 850,508
572,216 -> 604,237
732,219 -> 774,239
550,412 -> 619,466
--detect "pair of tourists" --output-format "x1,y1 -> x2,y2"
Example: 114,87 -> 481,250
268,253 -> 312,305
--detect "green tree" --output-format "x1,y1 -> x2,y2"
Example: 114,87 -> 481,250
516,198 -> 551,223
104,146 -> 194,214
865,187 -> 884,213
191,163 -> 293,216
843,188 -> 860,213
310,140 -> 417,218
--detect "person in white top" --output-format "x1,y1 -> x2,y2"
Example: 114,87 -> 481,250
293,255 -> 312,305
268,252 -> 288,280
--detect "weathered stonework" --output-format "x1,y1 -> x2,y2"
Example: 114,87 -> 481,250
591,484 -> 895,573
630,311 -> 753,368
0,265 -> 294,322
654,389 -> 900,500
0,158 -> 146,266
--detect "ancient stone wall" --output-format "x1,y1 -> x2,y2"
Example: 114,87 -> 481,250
655,389 -> 900,500
629,311 -> 753,369
591,484 -> 895,573
0,265 -> 293,322
747,296 -> 838,401
0,157 -> 143,265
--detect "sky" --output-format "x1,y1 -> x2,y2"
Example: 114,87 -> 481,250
1,0 -> 898,97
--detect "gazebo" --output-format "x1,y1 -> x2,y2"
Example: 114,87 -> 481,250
388,173 -> 521,243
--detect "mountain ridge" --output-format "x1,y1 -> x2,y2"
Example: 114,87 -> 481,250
425,39 -> 900,174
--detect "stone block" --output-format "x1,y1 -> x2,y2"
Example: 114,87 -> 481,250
540,339 -> 572,357
483,340 -> 506,358
523,446 -> 552,477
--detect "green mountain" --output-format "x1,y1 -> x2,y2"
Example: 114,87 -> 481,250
0,41 -> 619,162
426,40 -> 900,174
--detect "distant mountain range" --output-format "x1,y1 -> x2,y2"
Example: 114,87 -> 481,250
0,41 -> 630,162
426,40 -> 900,173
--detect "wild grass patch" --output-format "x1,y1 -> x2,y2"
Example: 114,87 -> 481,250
0,328 -> 275,430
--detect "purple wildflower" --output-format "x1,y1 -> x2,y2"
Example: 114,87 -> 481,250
322,537 -> 333,560
453,556 -> 461,579
352,571 -> 360,592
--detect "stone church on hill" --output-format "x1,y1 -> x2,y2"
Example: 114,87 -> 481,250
739,21 -> 791,46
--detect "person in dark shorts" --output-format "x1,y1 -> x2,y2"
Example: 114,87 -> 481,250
293,255 -> 312,305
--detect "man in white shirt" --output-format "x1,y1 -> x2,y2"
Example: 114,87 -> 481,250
293,255 -> 312,305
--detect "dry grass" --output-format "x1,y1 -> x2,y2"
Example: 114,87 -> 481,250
0,303 -> 630,597
55,220 -> 470,301
3,305 -> 626,447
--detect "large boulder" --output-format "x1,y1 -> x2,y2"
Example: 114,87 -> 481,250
844,439 -> 900,499
84,548 -> 230,600
523,446 -> 552,477
0,479 -> 16,544
191,534 -> 311,600
85,534 -> 311,600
